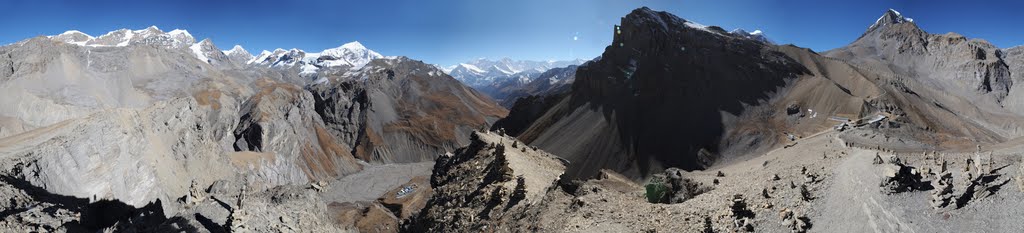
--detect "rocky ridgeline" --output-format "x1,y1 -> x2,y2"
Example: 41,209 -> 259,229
408,130 -> 565,232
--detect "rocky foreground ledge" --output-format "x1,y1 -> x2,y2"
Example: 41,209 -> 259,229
407,130 -> 566,232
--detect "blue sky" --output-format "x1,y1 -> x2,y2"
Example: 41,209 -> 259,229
2,0 -> 1023,66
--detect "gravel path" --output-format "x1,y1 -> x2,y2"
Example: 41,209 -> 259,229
817,148 -> 917,233
815,145 -> 1024,232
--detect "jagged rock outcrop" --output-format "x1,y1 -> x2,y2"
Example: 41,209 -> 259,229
232,80 -> 363,186
408,131 -> 565,232
508,7 -> 810,178
309,57 -> 508,163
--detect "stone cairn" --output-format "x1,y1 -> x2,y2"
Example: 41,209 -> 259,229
929,160 -> 954,210
872,152 -> 884,165
728,194 -> 755,232
185,180 -> 206,206
930,151 -> 1005,210
229,182 -> 249,233
780,208 -> 811,233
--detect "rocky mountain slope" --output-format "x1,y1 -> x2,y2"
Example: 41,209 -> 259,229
503,7 -> 813,179
500,7 -> 1022,180
308,57 -> 508,163
825,9 -> 1024,137
0,25 -> 506,231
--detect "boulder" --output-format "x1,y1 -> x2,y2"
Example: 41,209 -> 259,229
647,167 -> 712,204
879,162 -> 925,194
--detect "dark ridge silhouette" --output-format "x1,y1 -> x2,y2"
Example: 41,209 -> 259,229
0,174 -> 198,232
517,7 -> 809,179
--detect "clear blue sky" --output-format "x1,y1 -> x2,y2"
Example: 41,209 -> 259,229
2,0 -> 1022,66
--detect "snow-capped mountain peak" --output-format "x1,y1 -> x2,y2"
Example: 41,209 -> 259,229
339,41 -> 367,50
316,41 -> 384,69
224,45 -> 247,56
56,30 -> 91,38
50,30 -> 94,45
868,9 -> 914,32
189,38 -> 230,64
48,26 -> 195,48
730,28 -> 772,43
223,45 -> 254,65
167,29 -> 195,44
248,50 -> 273,64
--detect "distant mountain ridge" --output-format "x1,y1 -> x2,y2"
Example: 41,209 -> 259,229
46,27 -> 386,77
443,58 -> 586,87
441,58 -> 587,106
248,41 -> 385,75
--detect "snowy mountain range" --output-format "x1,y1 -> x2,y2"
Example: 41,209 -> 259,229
247,41 -> 384,74
47,26 -> 385,75
442,58 -> 586,88
49,26 -> 196,48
